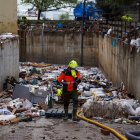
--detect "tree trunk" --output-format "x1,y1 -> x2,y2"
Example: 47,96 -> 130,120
38,9 -> 41,20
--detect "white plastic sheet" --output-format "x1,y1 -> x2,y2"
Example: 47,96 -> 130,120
8,98 -> 32,109
0,115 -> 16,121
0,108 -> 12,115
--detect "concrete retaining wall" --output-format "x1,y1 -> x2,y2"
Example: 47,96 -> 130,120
24,31 -> 99,67
0,39 -> 19,91
98,36 -> 140,100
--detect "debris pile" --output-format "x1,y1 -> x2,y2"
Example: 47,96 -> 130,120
0,62 -> 140,125
83,99 -> 140,119
76,68 -> 140,123
79,68 -> 140,121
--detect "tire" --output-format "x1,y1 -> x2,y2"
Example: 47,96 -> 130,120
125,131 -> 140,140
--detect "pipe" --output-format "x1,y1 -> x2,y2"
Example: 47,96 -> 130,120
41,23 -> 45,61
77,109 -> 127,140
80,0 -> 86,66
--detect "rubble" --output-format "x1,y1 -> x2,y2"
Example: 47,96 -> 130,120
0,33 -> 18,41
83,98 -> 140,119
0,62 -> 140,126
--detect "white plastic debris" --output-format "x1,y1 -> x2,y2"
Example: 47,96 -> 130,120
112,91 -> 118,97
0,115 -> 16,121
83,98 -> 94,112
130,39 -> 137,46
0,108 -> 12,115
82,98 -> 140,118
22,99 -> 32,109
8,98 -> 32,109
136,107 -> 140,116
0,33 -> 17,40
29,85 -> 39,94
114,118 -> 122,123
82,91 -> 92,97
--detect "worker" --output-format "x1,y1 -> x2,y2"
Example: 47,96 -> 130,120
57,60 -> 81,121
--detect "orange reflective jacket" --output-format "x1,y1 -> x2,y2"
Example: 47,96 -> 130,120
57,68 -> 81,92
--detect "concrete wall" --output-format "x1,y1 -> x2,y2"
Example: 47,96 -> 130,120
0,39 -> 19,91
98,36 -> 140,101
23,31 -> 99,66
19,31 -> 140,100
0,0 -> 17,34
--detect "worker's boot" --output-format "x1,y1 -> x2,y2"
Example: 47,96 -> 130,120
63,109 -> 68,121
72,108 -> 79,122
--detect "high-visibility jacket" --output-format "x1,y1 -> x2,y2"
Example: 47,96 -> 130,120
57,68 -> 81,92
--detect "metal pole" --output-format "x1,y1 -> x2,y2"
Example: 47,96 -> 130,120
81,0 -> 86,66
41,23 -> 45,62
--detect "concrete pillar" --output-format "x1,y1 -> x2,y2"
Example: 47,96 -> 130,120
0,38 -> 19,91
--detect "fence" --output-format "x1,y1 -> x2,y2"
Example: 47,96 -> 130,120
19,20 -> 139,36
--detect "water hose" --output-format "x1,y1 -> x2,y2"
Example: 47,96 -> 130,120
77,109 -> 127,140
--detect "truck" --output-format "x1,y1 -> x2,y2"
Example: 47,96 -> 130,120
74,2 -> 103,20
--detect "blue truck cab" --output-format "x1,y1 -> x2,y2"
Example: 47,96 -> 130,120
74,2 -> 103,20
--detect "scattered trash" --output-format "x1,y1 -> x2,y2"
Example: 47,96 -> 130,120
11,129 -> 15,133
101,129 -> 110,136
72,136 -> 77,139
0,62 -> 140,125
0,108 -> 12,115
0,114 -> 16,122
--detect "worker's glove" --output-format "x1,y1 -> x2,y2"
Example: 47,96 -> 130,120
57,89 -> 62,97
71,70 -> 77,78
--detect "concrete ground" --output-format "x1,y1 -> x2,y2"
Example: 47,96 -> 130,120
0,118 -> 140,140
0,110 -> 140,140
0,99 -> 139,140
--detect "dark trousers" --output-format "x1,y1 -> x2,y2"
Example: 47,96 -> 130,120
63,90 -> 78,113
